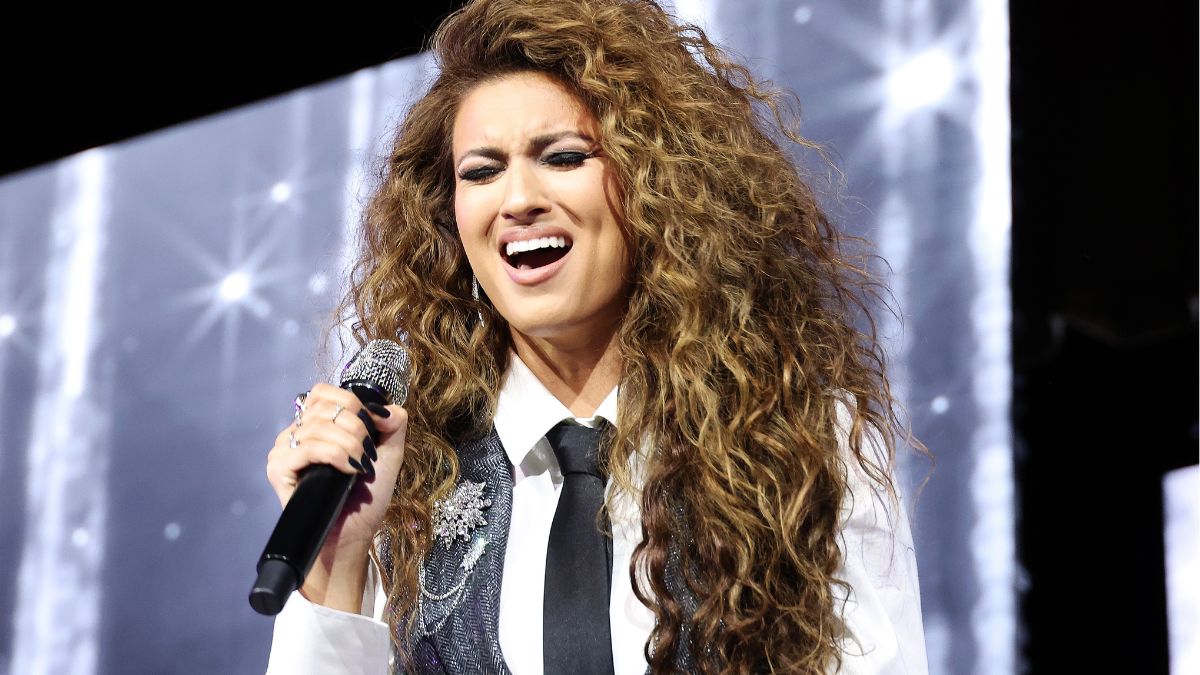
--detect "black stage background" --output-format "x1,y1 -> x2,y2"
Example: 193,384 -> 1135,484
3,2 -> 1195,673
1010,2 -> 1197,673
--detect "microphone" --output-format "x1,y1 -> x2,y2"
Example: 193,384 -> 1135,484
249,338 -> 410,616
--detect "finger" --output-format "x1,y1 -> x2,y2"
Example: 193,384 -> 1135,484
325,407 -> 375,461
300,423 -> 375,466
269,421 -> 363,473
370,405 -> 409,441
280,436 -> 362,477
365,402 -> 391,418
361,434 -> 378,462
356,408 -> 379,441
305,398 -> 370,440
300,396 -> 360,427
267,424 -> 305,473
274,423 -> 300,448
366,409 -> 407,487
266,438 -> 361,507
308,383 -> 365,414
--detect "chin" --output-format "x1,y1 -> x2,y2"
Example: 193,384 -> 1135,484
502,314 -> 574,340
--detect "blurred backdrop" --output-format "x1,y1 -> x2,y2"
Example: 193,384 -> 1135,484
0,1 -> 1193,674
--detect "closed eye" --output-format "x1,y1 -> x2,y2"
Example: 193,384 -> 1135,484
459,166 -> 500,182
543,151 -> 593,167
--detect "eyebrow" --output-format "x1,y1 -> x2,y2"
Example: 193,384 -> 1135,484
456,130 -> 596,166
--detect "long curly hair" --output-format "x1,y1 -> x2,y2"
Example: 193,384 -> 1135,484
341,0 -> 908,672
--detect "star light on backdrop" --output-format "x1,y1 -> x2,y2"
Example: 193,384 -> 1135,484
788,2 -> 976,170
885,47 -> 959,119
159,128 -> 339,374
218,271 -> 253,304
167,200 -> 292,377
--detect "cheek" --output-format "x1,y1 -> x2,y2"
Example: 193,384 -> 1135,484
452,191 -> 469,232
453,192 -> 489,251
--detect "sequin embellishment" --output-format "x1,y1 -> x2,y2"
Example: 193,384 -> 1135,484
432,480 -> 493,549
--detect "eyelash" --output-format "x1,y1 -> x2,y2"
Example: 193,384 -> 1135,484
459,151 -> 592,182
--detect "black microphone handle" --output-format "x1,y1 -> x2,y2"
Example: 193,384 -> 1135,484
248,384 -> 385,616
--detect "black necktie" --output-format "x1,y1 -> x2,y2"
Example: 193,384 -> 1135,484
542,420 -> 614,675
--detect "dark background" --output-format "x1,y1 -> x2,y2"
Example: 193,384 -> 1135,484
1010,2 -> 1196,673
3,2 -> 1195,673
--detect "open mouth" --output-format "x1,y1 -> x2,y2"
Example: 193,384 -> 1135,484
502,236 -> 573,270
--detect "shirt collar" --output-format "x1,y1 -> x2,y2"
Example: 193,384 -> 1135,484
493,351 -> 620,467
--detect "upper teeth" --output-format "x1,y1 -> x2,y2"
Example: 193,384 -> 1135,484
505,236 -> 569,257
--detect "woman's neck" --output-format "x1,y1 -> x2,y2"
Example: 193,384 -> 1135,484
510,326 -> 622,418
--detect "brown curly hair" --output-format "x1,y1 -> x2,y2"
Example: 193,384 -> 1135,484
341,0 -> 908,672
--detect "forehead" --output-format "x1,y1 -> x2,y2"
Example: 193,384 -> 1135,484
451,72 -> 598,154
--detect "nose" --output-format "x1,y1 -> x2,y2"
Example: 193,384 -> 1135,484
499,160 -> 550,222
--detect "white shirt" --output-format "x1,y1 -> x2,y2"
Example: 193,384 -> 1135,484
492,352 -> 650,675
267,353 -> 928,674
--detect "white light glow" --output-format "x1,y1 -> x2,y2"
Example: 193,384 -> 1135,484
670,0 -> 713,30
886,48 -> 958,115
12,148 -> 110,675
930,396 -> 950,415
218,272 -> 251,303
61,152 -> 106,399
308,273 -> 328,295
163,522 -> 181,541
794,6 -> 813,24
1165,466 -> 1198,674
270,181 -> 292,203
967,0 -> 1015,671
0,313 -> 15,338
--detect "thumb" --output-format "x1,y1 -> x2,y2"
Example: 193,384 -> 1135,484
368,406 -> 407,492
369,404 -> 409,452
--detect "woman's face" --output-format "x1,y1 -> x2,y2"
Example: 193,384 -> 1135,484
452,71 -> 631,348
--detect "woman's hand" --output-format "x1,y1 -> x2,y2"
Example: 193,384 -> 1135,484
265,382 -> 409,613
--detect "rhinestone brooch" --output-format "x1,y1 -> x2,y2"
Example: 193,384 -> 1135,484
432,480 -> 493,549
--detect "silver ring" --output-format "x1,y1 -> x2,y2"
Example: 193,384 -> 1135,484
288,429 -> 300,449
293,391 -> 309,426
331,404 -> 344,423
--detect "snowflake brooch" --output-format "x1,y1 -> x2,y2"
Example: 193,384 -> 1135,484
432,480 -> 493,549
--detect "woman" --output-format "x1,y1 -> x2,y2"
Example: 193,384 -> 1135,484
266,0 -> 926,673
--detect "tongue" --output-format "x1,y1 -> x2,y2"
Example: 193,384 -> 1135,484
513,246 -> 569,270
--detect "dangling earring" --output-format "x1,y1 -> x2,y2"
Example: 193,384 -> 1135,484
471,273 -> 485,327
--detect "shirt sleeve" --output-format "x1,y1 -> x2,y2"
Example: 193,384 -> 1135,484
833,406 -> 929,675
264,561 -> 392,675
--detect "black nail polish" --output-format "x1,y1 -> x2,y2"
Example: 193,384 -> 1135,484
360,455 -> 375,478
349,457 -> 365,474
366,403 -> 391,418
357,409 -> 379,440
362,436 -> 378,462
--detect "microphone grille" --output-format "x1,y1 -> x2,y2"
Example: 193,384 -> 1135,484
339,338 -> 410,405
